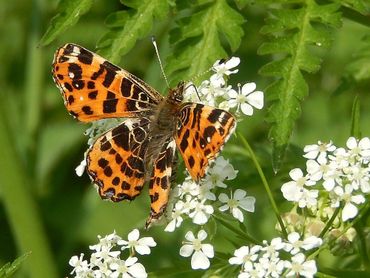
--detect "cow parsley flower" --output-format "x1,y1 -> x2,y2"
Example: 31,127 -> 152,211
69,231 -> 153,278
218,189 -> 255,222
180,230 -> 214,270
117,229 -> 156,255
188,199 -> 214,225
110,257 -> 147,278
211,57 -> 240,84
227,82 -> 264,116
303,140 -> 336,163
285,253 -> 317,278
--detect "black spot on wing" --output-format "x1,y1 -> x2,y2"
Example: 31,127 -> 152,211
180,129 -> 190,152
103,99 -> 118,113
82,106 -> 93,115
207,109 -> 222,124
120,78 -> 132,97
78,47 -> 93,64
68,63 -> 82,79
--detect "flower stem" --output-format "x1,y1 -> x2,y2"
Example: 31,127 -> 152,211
318,206 -> 341,239
213,213 -> 260,245
239,133 -> 288,238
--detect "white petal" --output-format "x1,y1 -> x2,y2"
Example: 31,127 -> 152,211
238,197 -> 255,212
179,244 -> 194,257
128,263 -> 147,278
128,229 -> 140,241
281,181 -> 302,201
201,244 -> 214,258
191,251 -> 210,269
240,103 -> 253,116
233,189 -> 247,200
135,245 -> 151,255
197,230 -> 208,241
164,220 -> 176,232
218,193 -> 229,203
228,89 -> 238,98
346,137 -> 357,149
290,168 -> 304,180
288,232 -> 300,243
241,82 -> 256,95
125,256 -> 139,266
351,194 -> 365,204
184,231 -> 195,241
219,204 -> 229,211
225,57 -> 240,69
342,203 -> 358,221
246,91 -> 264,109
232,207 -> 244,222
138,237 -> 157,247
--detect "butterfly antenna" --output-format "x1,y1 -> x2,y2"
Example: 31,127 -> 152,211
151,36 -> 170,88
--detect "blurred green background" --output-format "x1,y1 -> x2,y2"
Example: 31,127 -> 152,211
0,1 -> 369,277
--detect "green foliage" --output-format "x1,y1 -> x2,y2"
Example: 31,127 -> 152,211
0,252 -> 30,278
337,33 -> 370,94
166,0 -> 244,85
40,0 -> 94,46
97,0 -> 169,63
257,0 -> 342,171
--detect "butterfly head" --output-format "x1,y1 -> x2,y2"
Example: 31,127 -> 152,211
168,81 -> 185,103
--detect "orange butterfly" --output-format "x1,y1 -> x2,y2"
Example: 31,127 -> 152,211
52,44 -> 236,226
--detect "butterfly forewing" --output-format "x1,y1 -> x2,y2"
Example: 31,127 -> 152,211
87,118 -> 150,201
52,43 -> 163,122
175,103 -> 236,181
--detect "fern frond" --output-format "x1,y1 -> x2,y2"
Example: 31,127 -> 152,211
258,0 -> 341,171
165,0 -> 244,86
97,0 -> 169,64
40,0 -> 94,46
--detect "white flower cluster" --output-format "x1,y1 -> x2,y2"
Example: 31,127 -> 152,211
164,156 -> 256,232
184,57 -> 264,117
69,230 -> 156,278
281,137 -> 370,222
229,232 -> 322,278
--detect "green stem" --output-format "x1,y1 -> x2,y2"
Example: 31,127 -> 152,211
25,0 -> 43,152
213,214 -> 260,245
0,106 -> 58,278
318,206 -> 341,239
239,133 -> 288,238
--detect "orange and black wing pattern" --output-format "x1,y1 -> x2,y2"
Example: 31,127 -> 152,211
175,103 -> 236,181
52,43 -> 162,122
86,118 -> 150,202
146,138 -> 177,227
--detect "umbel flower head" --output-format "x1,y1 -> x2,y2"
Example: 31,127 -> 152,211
68,230 -> 156,278
281,137 -> 369,222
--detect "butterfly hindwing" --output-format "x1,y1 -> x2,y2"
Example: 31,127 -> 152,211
86,118 -> 150,201
146,138 -> 177,227
175,103 -> 236,181
52,43 -> 163,122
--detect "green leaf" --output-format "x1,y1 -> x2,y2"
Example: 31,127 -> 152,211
258,1 -> 341,171
0,252 -> 30,278
39,0 -> 94,46
97,0 -> 169,63
342,0 -> 370,15
166,0 -> 244,86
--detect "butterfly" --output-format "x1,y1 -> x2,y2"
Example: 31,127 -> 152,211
52,43 -> 236,227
